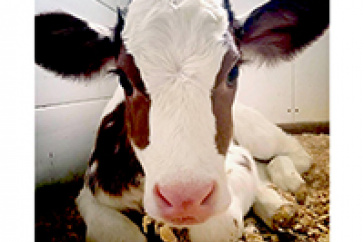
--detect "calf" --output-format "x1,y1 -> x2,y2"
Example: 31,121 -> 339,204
35,0 -> 328,241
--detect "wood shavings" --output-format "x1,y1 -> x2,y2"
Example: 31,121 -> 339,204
160,225 -> 178,242
242,134 -> 330,242
142,215 -> 179,242
244,223 -> 264,242
294,184 -> 309,204
245,233 -> 264,242
142,215 -> 152,234
271,204 -> 297,230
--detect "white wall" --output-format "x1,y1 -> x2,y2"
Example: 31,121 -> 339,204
35,0 -> 329,185
236,32 -> 329,124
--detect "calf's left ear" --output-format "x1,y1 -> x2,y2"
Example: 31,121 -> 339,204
234,0 -> 329,64
35,12 -> 118,78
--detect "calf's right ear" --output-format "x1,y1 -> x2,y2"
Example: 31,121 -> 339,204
231,0 -> 329,64
35,12 -> 118,78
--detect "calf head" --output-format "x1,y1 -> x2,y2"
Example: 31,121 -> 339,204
35,0 -> 328,225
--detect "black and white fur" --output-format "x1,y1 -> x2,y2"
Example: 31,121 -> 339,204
35,0 -> 329,241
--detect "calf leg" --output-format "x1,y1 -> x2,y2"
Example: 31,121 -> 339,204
253,182 -> 296,229
266,155 -> 305,193
252,164 -> 297,230
76,186 -> 146,242
232,103 -> 312,176
233,103 -> 312,195
279,136 -> 313,175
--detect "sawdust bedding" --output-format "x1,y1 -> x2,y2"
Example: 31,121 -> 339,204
241,133 -> 330,242
35,133 -> 329,242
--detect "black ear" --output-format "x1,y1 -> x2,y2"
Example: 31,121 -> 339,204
35,12 -> 117,78
236,0 -> 329,63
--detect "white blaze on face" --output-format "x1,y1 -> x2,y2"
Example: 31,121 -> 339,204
123,0 -> 232,219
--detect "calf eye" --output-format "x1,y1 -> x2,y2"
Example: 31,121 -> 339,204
226,65 -> 239,87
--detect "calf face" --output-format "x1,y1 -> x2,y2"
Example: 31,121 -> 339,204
35,0 -> 328,225
122,0 -> 240,224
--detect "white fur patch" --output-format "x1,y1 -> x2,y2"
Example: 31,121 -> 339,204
188,145 -> 259,241
122,0 -> 232,219
76,187 -> 147,242
133,76 -> 232,220
123,0 -> 228,94
232,103 -> 312,173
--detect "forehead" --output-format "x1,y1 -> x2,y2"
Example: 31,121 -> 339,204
122,0 -> 231,92
124,0 -> 227,34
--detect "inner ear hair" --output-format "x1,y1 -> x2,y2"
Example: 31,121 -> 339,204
236,0 -> 329,64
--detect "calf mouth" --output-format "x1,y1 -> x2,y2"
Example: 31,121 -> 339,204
169,216 -> 204,226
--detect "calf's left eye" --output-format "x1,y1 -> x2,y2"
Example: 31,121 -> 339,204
226,65 -> 239,87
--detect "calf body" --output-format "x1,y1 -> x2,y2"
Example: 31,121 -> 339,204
76,86 -> 312,241
35,0 -> 328,241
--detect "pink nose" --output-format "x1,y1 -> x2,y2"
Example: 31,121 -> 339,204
154,182 -> 216,225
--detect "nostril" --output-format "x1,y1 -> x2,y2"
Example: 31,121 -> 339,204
155,184 -> 173,207
200,183 -> 215,205
155,182 -> 216,208
154,182 -> 218,224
